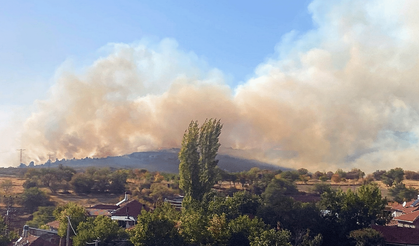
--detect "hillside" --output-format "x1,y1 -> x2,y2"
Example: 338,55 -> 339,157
32,148 -> 290,173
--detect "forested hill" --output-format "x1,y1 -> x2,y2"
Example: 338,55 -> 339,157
33,148 -> 290,173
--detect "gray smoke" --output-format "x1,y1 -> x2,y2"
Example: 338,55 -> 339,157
17,0 -> 419,172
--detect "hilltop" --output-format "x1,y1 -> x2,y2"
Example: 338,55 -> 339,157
28,148 -> 290,173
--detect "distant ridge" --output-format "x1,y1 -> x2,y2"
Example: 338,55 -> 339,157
31,148 -> 290,173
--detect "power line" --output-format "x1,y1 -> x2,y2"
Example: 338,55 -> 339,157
67,216 -> 77,236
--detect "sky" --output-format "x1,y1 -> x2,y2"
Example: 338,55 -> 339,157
0,0 -> 312,105
1,0 -> 419,173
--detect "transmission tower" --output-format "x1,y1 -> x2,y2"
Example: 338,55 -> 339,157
16,149 -> 25,165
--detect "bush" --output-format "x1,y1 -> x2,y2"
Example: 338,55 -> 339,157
26,206 -> 55,228
20,187 -> 51,213
71,173 -> 94,194
405,171 -> 419,180
389,183 -> 419,203
280,171 -> 300,182
23,180 -> 38,189
312,171 -> 324,180
312,183 -> 332,195
331,174 -> 341,183
373,170 -> 386,181
349,228 -> 384,246
319,175 -> 329,182
382,168 -> 404,187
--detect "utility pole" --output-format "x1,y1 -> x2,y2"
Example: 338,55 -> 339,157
16,149 -> 25,165
66,216 -> 70,246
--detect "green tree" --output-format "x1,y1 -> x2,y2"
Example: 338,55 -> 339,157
388,183 -> 419,203
53,202 -> 87,238
404,170 -> 419,180
70,173 -> 94,194
262,178 -> 298,205
180,207 -> 210,244
297,168 -> 309,176
228,215 -> 267,246
20,187 -> 51,213
250,229 -> 292,246
280,171 -> 300,182
40,169 -> 59,193
149,183 -> 176,202
0,216 -> 16,246
179,119 -> 222,202
297,230 -> 323,246
258,198 -> 323,244
373,170 -> 386,181
109,170 -> 128,193
381,168 -> 404,187
318,184 -> 389,246
209,191 -> 261,220
73,215 -> 127,246
312,182 -> 332,195
349,228 -> 384,246
129,202 -> 183,246
207,213 -> 230,245
26,206 -> 55,228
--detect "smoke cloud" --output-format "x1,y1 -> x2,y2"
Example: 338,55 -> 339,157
17,0 -> 419,172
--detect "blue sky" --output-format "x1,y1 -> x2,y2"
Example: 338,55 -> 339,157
0,0 -> 312,106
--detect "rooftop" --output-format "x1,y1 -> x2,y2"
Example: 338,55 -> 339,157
372,225 -> 419,245
394,210 -> 419,223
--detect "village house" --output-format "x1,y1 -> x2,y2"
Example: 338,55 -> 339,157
14,225 -> 61,246
86,193 -> 149,229
372,196 -> 419,246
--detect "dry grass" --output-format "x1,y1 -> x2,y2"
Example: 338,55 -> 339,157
48,192 -> 123,207
0,177 -> 25,194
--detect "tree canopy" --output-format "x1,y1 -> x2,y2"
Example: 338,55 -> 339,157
20,187 -> 51,213
179,119 -> 222,202
73,215 -> 127,246
53,202 -> 87,238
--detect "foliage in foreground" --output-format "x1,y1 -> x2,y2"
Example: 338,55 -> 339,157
73,215 -> 127,246
53,202 -> 87,238
349,228 -> 384,246
128,198 -> 293,246
319,184 -> 389,246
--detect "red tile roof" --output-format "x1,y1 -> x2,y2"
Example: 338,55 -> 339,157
86,208 -> 112,217
372,225 -> 419,245
16,235 -> 58,246
394,210 -> 419,223
29,236 -> 58,246
46,220 -> 60,230
112,200 -> 148,217
91,204 -> 119,210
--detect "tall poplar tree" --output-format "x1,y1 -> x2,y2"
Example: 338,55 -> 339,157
179,119 -> 222,202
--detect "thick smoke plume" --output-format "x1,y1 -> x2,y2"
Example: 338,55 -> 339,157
19,0 -> 419,172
